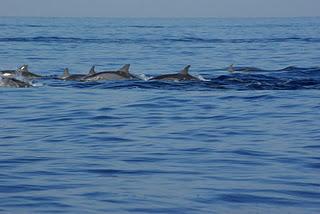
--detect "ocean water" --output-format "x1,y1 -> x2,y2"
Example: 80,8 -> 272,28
1,17 -> 320,213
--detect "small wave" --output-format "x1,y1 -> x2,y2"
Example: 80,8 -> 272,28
279,66 -> 308,71
1,36 -> 319,45
164,37 -> 320,44
128,25 -> 164,29
0,23 -> 46,28
25,24 -> 46,28
217,193 -> 299,205
0,36 -> 93,43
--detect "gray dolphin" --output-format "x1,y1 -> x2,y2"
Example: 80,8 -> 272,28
17,65 -> 42,79
0,69 -> 16,78
82,64 -> 136,81
61,66 -> 96,81
1,65 -> 42,79
0,77 -> 32,88
150,65 -> 199,81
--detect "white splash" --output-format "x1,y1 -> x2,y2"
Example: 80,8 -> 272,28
2,73 -> 12,77
31,82 -> 44,87
136,73 -> 153,81
197,74 -> 210,81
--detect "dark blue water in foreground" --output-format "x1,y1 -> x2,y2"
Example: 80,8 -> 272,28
1,17 -> 320,213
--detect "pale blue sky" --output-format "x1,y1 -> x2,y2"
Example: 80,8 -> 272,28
0,0 -> 319,18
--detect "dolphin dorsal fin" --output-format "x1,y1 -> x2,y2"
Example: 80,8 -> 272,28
118,64 -> 130,74
18,64 -> 29,73
89,66 -> 96,75
228,64 -> 235,73
180,65 -> 191,75
62,68 -> 70,78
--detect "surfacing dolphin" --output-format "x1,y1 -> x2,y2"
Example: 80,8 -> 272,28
0,65 -> 38,87
0,69 -> 16,78
17,65 -> 42,79
150,65 -> 199,81
0,77 -> 32,88
1,65 -> 42,79
82,64 -> 137,81
61,66 -> 96,81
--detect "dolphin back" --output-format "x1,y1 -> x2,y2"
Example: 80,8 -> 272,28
151,65 -> 199,81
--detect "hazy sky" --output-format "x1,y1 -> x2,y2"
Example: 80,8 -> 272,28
0,0 -> 319,18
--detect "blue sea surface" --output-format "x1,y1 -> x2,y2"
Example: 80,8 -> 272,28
0,17 -> 320,213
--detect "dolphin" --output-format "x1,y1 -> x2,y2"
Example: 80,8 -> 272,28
0,69 -> 16,78
0,77 -> 32,88
16,65 -> 42,79
82,64 -> 137,81
150,65 -> 199,81
1,65 -> 42,79
61,66 -> 96,81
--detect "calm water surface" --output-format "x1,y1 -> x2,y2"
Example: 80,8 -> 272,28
0,17 -> 320,213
